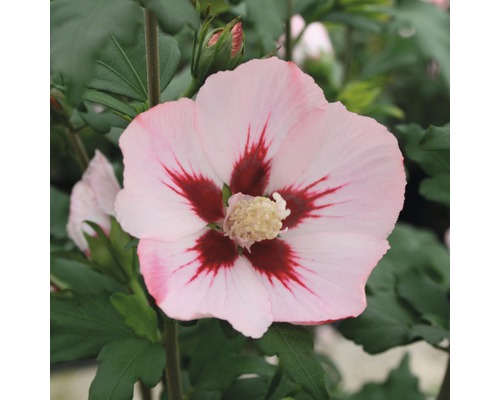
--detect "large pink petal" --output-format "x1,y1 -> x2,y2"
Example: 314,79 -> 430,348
195,57 -> 327,196
249,232 -> 389,324
139,229 -> 273,338
268,102 -> 405,239
115,99 -> 225,242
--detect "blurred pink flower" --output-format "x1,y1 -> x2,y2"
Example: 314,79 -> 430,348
423,0 -> 449,10
115,57 -> 405,338
279,15 -> 334,65
67,151 -> 121,252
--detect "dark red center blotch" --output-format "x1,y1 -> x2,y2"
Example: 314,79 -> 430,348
245,239 -> 307,290
162,163 -> 224,223
189,230 -> 239,281
230,122 -> 271,197
278,177 -> 345,229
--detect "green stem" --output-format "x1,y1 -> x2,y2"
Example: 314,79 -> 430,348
144,8 -> 161,108
163,321 -> 182,400
284,0 -> 293,61
178,78 -> 201,99
163,320 -> 183,400
66,128 -> 90,172
436,358 -> 450,400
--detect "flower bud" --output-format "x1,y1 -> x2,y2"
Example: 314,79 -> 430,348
192,17 -> 245,86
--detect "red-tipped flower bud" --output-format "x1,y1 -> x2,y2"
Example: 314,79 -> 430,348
192,17 -> 245,86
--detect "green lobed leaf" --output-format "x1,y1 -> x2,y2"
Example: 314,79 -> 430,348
339,224 -> 450,353
420,124 -> 450,151
188,320 -> 247,390
221,376 -> 271,400
51,293 -> 136,364
397,124 -> 450,177
50,0 -> 143,103
143,0 -> 199,35
89,338 -> 166,400
338,291 -> 420,354
110,293 -> 160,343
257,324 -> 329,400
348,353 -> 425,400
89,32 -> 181,102
397,267 -> 449,331
397,123 -> 450,206
81,89 -> 137,119
79,103 -> 129,135
50,254 -> 126,294
409,324 -> 448,347
419,174 -> 450,206
367,223 -> 450,293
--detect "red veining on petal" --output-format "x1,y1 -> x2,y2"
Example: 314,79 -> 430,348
189,230 -> 239,282
161,163 -> 224,223
278,177 -> 345,229
230,122 -> 271,197
245,239 -> 308,290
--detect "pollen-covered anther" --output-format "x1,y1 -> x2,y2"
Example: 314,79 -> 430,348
223,192 -> 291,250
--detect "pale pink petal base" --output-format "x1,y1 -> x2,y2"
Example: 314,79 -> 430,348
115,99 -> 224,242
269,102 -> 405,239
139,231 -> 274,339
195,57 -> 327,186
258,232 -> 389,324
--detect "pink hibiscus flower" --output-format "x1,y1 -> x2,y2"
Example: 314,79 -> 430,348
67,150 -> 121,252
115,57 -> 405,338
278,15 -> 334,66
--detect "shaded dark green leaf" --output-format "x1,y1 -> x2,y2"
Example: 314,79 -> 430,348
348,354 -> 425,400
339,291 -> 420,354
189,320 -> 246,390
50,186 -> 70,240
420,125 -> 450,150
79,104 -> 129,134
368,224 -> 450,293
397,124 -> 450,206
257,324 -> 329,400
51,293 -> 136,364
50,0 -> 143,103
409,324 -> 448,347
222,376 -> 271,400
397,124 -> 449,176
50,255 -> 125,294
395,0 -> 450,87
143,0 -> 199,35
419,174 -> 450,206
246,0 -> 288,52
89,338 -> 165,400
397,267 -> 449,330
